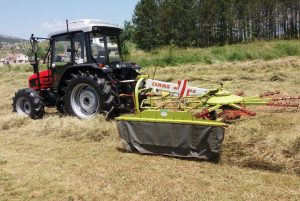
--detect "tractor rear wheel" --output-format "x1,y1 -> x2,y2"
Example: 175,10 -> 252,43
12,88 -> 45,119
64,70 -> 115,118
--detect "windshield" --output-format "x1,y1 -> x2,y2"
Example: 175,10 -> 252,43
90,33 -> 121,65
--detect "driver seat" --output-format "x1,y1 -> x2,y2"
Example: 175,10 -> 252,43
97,51 -> 108,64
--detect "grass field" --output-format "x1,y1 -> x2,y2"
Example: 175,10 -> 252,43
129,40 -> 300,67
0,56 -> 300,200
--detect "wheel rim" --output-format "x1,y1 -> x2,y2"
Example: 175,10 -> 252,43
16,97 -> 32,115
70,83 -> 99,118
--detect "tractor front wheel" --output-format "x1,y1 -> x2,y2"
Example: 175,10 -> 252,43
12,88 -> 45,119
64,71 -> 115,118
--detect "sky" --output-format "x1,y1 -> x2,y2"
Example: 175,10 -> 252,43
0,0 -> 138,39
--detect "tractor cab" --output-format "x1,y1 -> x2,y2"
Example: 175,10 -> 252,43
48,20 -> 123,69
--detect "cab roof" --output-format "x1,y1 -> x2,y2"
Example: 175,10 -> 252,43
48,19 -> 122,38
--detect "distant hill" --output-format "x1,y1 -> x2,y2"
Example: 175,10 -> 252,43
0,34 -> 28,44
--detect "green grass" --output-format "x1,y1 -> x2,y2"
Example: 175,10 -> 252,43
0,64 -> 47,73
2,40 -> 299,72
129,40 -> 300,67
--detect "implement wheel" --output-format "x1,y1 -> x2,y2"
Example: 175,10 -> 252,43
12,88 -> 44,119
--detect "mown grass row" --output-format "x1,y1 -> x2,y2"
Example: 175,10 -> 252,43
129,40 -> 300,67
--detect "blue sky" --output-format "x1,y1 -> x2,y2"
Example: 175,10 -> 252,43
0,0 -> 138,39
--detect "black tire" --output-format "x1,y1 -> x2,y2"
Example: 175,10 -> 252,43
63,70 -> 115,118
12,88 -> 44,119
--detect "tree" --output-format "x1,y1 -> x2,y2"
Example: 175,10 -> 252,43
132,0 -> 160,51
120,20 -> 135,42
131,0 -> 300,50
25,45 -> 47,60
120,21 -> 135,58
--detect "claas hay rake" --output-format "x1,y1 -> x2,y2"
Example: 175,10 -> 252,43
116,75 -> 300,160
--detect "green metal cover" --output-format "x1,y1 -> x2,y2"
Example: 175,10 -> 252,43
116,110 -> 227,127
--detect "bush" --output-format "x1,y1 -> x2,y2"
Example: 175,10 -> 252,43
275,43 -> 300,56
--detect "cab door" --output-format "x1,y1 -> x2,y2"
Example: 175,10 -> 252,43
51,35 -> 73,88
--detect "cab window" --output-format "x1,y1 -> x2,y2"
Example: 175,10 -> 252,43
74,33 -> 87,64
52,36 -> 72,67
90,33 -> 121,64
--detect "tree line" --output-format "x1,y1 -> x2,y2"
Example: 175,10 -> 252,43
126,0 -> 300,51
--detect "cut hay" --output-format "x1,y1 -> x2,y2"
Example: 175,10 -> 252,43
1,57 -> 300,176
0,58 -> 299,200
222,113 -> 300,175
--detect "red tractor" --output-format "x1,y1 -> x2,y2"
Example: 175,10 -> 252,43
12,19 -> 140,119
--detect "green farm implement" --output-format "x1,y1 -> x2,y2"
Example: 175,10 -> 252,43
116,75 -> 300,160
